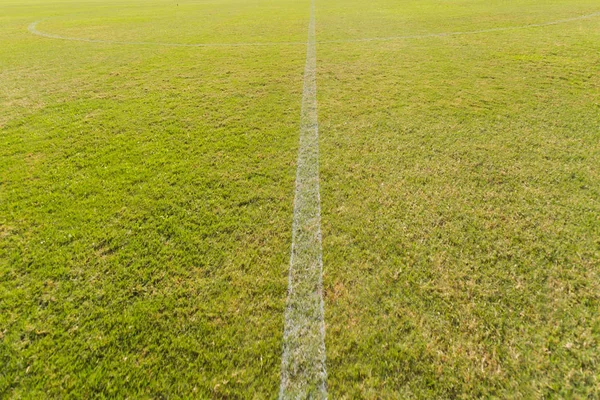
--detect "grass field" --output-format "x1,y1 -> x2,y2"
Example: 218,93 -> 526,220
2,0 -> 600,398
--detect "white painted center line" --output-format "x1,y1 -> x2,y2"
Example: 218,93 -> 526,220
279,0 -> 327,398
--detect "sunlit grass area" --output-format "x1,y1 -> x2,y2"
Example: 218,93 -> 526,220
1,0 -> 599,397
1,0 -> 307,397
318,0 -> 600,397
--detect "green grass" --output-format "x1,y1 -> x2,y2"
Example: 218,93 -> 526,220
2,0 -> 600,398
317,0 -> 600,397
1,0 -> 308,397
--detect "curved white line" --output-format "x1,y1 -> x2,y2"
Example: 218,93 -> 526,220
320,11 -> 600,44
28,11 -> 600,48
27,20 -> 305,47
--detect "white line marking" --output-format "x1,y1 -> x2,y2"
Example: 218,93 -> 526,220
319,11 -> 600,44
279,0 -> 327,398
28,12 -> 600,48
27,20 -> 305,47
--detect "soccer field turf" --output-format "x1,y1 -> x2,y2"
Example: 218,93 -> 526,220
1,0 -> 599,397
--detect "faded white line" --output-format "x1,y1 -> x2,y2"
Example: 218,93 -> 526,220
319,11 -> 600,44
28,11 -> 600,48
27,20 -> 304,47
279,0 -> 327,398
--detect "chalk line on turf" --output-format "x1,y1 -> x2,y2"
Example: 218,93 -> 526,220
279,0 -> 327,398
28,12 -> 600,48
319,11 -> 600,43
27,20 -> 305,47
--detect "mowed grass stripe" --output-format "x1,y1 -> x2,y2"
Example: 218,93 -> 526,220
280,0 -> 327,398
